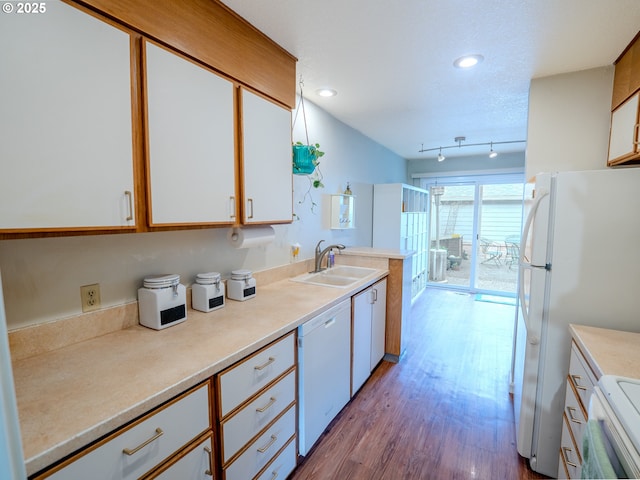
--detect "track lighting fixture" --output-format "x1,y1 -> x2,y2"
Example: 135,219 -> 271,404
419,138 -> 525,161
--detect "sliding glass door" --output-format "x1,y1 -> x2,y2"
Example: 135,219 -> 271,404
423,174 -> 524,295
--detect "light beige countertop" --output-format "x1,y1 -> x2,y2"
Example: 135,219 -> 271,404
13,264 -> 388,476
570,324 -> 640,380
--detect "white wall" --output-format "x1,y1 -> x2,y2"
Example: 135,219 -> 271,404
0,98 -> 406,330
525,66 -> 614,179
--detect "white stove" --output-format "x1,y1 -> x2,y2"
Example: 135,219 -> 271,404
587,375 -> 640,478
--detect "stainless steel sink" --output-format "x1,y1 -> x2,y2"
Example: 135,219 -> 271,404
290,266 -> 378,288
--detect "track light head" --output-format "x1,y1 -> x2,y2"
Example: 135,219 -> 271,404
489,142 -> 498,158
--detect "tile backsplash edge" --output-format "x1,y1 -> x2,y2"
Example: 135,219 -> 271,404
9,302 -> 139,362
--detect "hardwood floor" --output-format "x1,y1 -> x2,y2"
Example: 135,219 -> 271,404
290,288 -> 549,479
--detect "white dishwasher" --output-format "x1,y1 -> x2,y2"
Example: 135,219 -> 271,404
298,298 -> 351,456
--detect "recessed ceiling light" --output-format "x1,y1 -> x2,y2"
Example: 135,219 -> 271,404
453,54 -> 484,69
316,88 -> 337,97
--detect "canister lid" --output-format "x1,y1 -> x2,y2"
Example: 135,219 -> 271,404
231,269 -> 252,281
195,272 -> 221,285
143,274 -> 180,289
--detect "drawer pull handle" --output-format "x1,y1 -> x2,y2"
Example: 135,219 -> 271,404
122,428 -> 163,456
254,356 -> 276,371
571,374 -> 587,391
269,464 -> 282,480
562,446 -> 578,468
256,396 -> 277,413
567,406 -> 582,424
204,446 -> 214,476
257,434 -> 277,453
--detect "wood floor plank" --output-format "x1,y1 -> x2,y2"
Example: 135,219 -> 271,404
290,288 -> 549,479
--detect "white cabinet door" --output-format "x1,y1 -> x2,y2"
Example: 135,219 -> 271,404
352,287 -> 373,394
0,2 -> 135,230
145,41 -> 236,226
608,91 -> 640,164
370,279 -> 387,370
241,89 -> 292,224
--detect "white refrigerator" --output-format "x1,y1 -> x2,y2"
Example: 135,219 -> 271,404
512,168 -> 640,477
0,270 -> 26,479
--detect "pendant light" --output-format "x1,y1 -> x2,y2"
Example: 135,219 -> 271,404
437,147 -> 445,162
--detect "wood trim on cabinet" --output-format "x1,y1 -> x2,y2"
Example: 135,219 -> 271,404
384,258 -> 409,362
130,34 -> 150,233
70,0 -> 297,108
612,30 -> 640,111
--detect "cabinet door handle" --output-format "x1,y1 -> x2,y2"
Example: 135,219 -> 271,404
562,446 -> 578,468
256,396 -> 277,413
204,445 -> 214,476
372,288 -> 378,303
571,374 -> 587,391
229,196 -> 236,219
122,427 -> 163,456
566,406 -> 582,424
254,356 -> 275,371
247,198 -> 254,219
124,190 -> 133,221
257,434 -> 277,453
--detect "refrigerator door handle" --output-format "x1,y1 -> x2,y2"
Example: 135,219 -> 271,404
518,190 -> 549,346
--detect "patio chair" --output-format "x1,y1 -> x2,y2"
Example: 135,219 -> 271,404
504,241 -> 520,270
480,238 -> 502,266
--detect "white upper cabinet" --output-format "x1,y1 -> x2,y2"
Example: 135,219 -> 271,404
145,41 -> 236,226
241,89 -> 293,224
0,2 -> 135,231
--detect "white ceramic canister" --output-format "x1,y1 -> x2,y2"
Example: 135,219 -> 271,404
227,269 -> 256,301
138,274 -> 187,330
192,272 -> 225,313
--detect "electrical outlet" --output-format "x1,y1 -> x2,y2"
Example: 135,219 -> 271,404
80,284 -> 101,313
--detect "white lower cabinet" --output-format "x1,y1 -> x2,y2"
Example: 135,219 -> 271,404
38,381 -> 212,480
558,342 -> 597,479
220,370 -> 296,464
216,332 -> 297,480
223,406 -> 296,480
144,433 -> 215,479
352,278 -> 387,394
255,437 -> 297,480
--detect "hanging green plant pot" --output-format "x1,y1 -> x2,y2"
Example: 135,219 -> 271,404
292,142 -> 324,175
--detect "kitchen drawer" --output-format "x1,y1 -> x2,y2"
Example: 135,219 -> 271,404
144,433 -> 214,479
254,436 -> 297,480
41,381 -> 211,480
559,412 -> 582,479
221,368 -> 296,465
568,343 -> 596,409
218,332 -> 295,418
223,405 -> 296,480
563,377 -> 587,459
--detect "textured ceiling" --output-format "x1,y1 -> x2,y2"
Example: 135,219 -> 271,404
221,0 -> 640,160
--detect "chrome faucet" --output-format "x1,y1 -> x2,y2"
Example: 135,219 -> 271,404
313,240 -> 346,272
